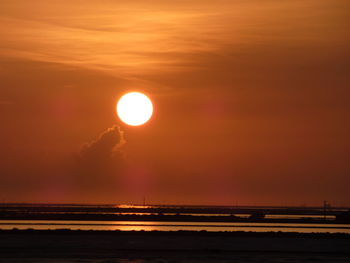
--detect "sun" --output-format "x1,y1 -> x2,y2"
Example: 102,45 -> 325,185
116,92 -> 153,126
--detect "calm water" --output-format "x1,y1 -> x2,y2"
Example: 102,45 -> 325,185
1,220 -> 349,233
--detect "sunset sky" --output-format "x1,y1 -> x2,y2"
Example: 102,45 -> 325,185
0,0 -> 349,206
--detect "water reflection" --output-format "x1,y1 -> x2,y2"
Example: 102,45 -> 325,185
0,220 -> 349,233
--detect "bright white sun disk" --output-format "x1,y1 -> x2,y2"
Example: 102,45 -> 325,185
116,92 -> 153,126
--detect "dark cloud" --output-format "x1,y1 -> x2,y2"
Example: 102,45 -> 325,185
73,125 -> 126,198
80,125 -> 125,163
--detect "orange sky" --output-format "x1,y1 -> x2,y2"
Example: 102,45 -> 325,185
0,0 -> 349,206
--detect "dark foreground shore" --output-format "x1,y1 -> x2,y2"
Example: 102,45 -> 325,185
1,230 -> 350,262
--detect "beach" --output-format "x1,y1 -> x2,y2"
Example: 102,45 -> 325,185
1,230 -> 349,262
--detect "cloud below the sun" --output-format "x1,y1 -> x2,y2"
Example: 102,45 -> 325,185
80,125 -> 125,163
73,125 -> 126,196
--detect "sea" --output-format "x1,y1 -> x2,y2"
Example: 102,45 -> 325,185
1,204 -> 349,233
1,220 -> 350,233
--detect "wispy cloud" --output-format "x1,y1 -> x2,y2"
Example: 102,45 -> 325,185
0,100 -> 13,105
0,1 -> 222,75
4,0 -> 345,77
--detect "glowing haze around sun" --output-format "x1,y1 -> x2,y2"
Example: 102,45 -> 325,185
116,92 -> 153,126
